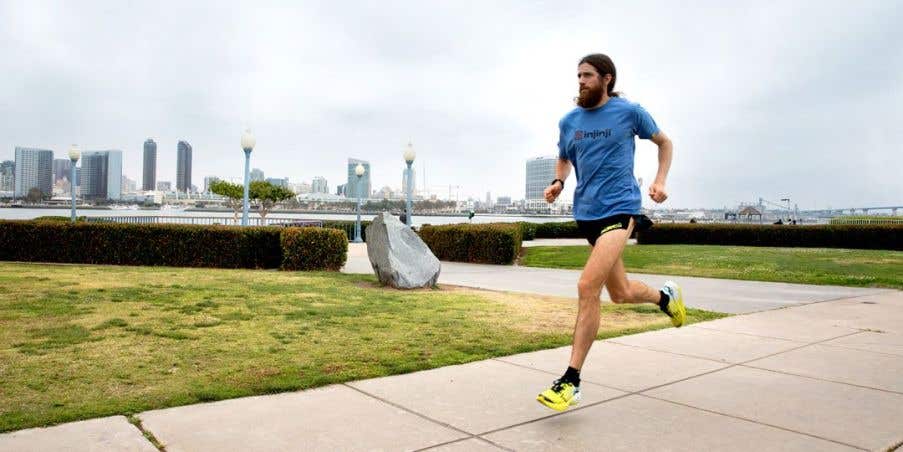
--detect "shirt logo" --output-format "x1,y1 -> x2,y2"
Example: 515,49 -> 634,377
574,129 -> 611,141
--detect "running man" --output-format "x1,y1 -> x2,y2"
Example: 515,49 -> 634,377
537,53 -> 686,412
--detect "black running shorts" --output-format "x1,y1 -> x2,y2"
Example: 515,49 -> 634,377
576,214 -> 653,246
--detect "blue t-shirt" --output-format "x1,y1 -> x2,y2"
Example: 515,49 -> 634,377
557,97 -> 659,221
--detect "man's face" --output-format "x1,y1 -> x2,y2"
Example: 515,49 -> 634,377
577,62 -> 609,108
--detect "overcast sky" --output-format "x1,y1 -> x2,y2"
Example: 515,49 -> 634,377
1,0 -> 900,209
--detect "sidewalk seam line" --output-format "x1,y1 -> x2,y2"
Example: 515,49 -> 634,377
490,358 -> 632,393
691,324 -> 826,342
693,323 -> 875,343
341,383 -> 472,435
604,340 -> 765,364
341,383 -> 515,452
609,330 -> 864,367
637,393 -> 868,451
814,342 -> 903,359
414,435 -> 515,452
739,364 -> 903,396
476,391 -> 637,437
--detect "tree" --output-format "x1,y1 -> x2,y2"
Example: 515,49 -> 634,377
249,181 -> 295,224
209,180 -> 245,224
26,188 -> 44,204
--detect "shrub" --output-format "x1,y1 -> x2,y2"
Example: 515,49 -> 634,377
534,221 -> 582,239
517,222 -> 538,241
281,227 -> 348,271
419,223 -> 522,264
636,223 -> 902,250
0,221 -> 349,270
33,216 -> 86,222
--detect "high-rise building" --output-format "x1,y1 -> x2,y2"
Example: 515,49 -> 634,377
292,182 -> 311,194
80,150 -> 122,200
122,175 -> 137,194
266,177 -> 289,188
52,159 -> 71,184
157,181 -> 171,191
1,161 -> 15,193
143,139 -> 157,191
203,176 -> 220,193
336,184 -> 346,197
346,158 -> 371,200
250,168 -> 264,182
497,196 -> 512,207
312,177 -> 328,194
176,141 -> 192,193
525,156 -> 559,210
14,147 -> 53,198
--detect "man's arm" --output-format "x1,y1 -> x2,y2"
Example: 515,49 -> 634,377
544,158 -> 572,203
648,131 -> 672,203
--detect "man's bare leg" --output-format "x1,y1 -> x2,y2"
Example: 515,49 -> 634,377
604,258 -> 660,304
568,226 -> 631,370
605,242 -> 687,328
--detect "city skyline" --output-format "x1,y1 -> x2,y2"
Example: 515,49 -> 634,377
3,141 -> 903,210
1,1 -> 900,209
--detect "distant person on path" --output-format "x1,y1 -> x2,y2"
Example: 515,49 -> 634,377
537,53 -> 686,412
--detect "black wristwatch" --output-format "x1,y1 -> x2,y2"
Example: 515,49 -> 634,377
551,178 -> 565,189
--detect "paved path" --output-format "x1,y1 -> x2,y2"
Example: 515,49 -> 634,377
342,243 -> 889,314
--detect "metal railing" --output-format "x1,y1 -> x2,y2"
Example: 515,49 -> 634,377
84,216 -> 323,228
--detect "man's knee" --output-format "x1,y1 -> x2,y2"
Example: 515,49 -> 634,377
577,277 -> 603,299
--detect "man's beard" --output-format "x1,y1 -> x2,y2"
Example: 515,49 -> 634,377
577,85 -> 603,108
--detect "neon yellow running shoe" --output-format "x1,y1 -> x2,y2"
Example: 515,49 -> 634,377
662,280 -> 686,327
536,379 -> 581,412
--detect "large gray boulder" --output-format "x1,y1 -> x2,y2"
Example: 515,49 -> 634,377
366,212 -> 441,289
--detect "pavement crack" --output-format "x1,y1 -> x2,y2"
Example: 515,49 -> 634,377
126,415 -> 166,452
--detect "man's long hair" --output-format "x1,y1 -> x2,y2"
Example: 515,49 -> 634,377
579,53 -> 620,98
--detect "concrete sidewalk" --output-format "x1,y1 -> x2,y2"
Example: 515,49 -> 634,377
341,242 -> 889,314
4,290 -> 900,451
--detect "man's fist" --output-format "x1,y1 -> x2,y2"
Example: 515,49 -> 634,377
544,182 -> 562,203
648,182 -> 668,203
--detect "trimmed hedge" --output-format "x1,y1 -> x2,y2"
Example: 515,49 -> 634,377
534,221 -> 582,239
281,227 -> 348,271
0,220 -> 347,270
636,223 -> 903,250
33,216 -> 86,222
516,222 -> 537,241
419,223 -> 522,264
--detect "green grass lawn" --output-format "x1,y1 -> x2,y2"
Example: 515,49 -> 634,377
522,244 -> 903,289
0,262 -> 725,432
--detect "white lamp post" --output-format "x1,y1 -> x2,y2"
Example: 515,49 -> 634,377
68,145 -> 80,223
353,163 -> 365,243
403,142 -> 416,227
241,129 -> 256,226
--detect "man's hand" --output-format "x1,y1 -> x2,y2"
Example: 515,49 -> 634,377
544,181 -> 562,203
648,182 -> 668,203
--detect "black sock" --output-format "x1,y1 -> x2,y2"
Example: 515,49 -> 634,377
658,290 -> 670,313
561,366 -> 581,386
